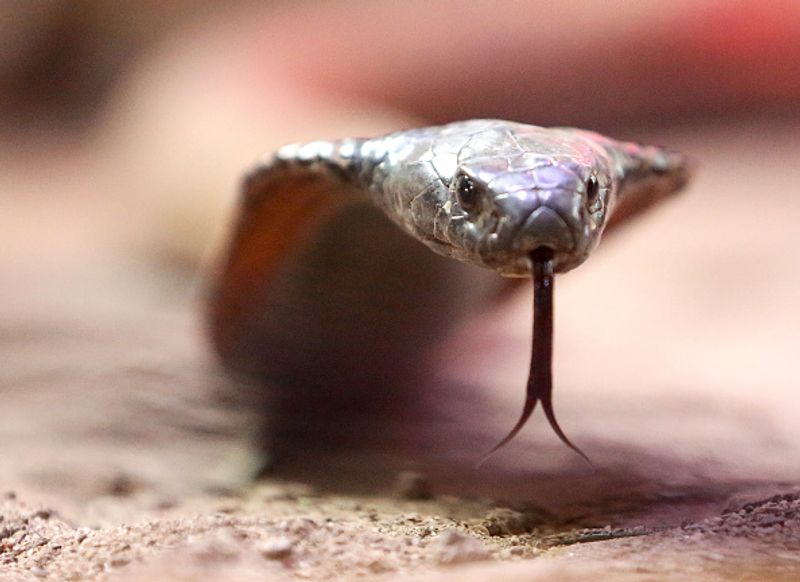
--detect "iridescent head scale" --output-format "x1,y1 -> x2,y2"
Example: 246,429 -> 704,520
210,119 -> 690,463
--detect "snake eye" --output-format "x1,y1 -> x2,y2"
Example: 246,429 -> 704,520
586,175 -> 600,204
455,173 -> 481,213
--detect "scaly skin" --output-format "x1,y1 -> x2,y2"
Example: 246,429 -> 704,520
273,119 -> 689,275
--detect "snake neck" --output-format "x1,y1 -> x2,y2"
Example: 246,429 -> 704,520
269,137 -> 369,187
596,138 -> 690,229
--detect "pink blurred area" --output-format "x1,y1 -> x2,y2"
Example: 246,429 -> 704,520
254,0 -> 800,129
4,1 -> 799,131
2,0 -> 798,269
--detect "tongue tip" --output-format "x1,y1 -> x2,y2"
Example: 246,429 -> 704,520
541,396 -> 594,467
476,396 -> 538,468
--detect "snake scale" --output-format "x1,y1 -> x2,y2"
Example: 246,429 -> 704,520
210,119 -> 690,461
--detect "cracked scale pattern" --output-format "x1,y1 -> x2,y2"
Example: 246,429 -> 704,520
260,119 -> 689,276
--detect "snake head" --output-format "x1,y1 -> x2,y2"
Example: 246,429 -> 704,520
447,148 -> 611,275
367,120 -> 689,277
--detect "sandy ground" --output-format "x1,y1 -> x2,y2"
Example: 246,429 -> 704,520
2,118 -> 800,580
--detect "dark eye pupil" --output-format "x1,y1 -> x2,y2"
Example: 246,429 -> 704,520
456,175 -> 479,211
586,175 -> 600,203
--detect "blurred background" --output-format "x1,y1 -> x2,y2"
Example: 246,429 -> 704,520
1,0 -> 800,518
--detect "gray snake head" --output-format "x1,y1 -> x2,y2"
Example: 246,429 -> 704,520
362,119 -> 688,275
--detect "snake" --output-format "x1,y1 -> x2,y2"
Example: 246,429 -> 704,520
209,119 -> 690,462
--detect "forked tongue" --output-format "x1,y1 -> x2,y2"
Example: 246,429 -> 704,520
478,248 -> 592,467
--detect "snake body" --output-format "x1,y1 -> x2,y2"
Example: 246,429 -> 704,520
210,119 -> 689,458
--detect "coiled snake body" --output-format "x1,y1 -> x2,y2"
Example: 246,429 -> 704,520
210,120 -> 689,460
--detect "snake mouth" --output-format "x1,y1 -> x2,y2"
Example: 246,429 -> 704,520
476,205 -> 581,277
512,206 -> 577,266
